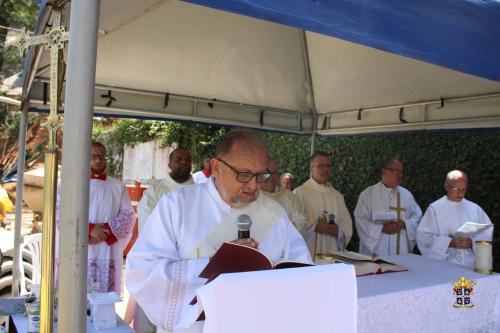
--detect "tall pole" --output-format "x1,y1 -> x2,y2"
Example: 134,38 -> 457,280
300,30 -> 318,155
57,1 -> 100,333
11,103 -> 28,297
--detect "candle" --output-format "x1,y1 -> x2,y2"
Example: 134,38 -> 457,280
475,240 -> 493,274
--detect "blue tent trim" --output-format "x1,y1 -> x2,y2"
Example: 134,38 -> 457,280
185,0 -> 500,82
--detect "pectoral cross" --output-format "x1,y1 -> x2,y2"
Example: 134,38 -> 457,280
8,8 -> 69,333
389,192 -> 406,254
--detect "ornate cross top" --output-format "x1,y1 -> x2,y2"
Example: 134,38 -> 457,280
7,6 -> 70,333
9,9 -> 69,145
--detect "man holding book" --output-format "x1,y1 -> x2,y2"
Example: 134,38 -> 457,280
416,170 -> 492,268
126,129 -> 311,333
354,158 -> 422,256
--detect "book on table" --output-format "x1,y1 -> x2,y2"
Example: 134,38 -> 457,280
328,250 -> 406,277
191,242 -> 313,314
199,242 -> 313,280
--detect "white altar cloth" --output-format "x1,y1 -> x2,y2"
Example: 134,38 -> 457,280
357,254 -> 500,333
189,264 -> 357,333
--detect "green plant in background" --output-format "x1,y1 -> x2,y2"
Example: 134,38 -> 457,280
91,118 -> 499,271
0,0 -> 39,78
266,129 -> 499,270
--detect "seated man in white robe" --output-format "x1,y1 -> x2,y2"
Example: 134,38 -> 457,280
126,129 -> 311,333
261,159 -> 307,233
355,158 -> 422,256
294,151 -> 353,257
417,170 -> 492,268
137,147 -> 194,232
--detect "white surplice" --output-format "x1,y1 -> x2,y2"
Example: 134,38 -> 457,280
56,176 -> 134,295
125,179 -> 311,333
192,170 -> 210,184
416,196 -> 493,268
263,185 -> 308,233
137,173 -> 194,232
294,178 -> 353,255
354,182 -> 422,256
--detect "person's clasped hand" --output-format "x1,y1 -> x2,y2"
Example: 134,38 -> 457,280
315,222 -> 339,237
89,223 -> 110,244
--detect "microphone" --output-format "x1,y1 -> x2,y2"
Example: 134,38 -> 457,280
237,214 -> 252,239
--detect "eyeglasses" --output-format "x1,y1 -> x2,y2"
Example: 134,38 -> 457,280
91,154 -> 106,161
450,187 -> 466,194
217,158 -> 271,183
384,167 -> 403,175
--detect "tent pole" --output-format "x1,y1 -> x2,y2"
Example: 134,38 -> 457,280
300,30 -> 318,155
57,1 -> 100,332
11,103 -> 28,297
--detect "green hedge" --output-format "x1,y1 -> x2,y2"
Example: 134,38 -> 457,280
265,129 -> 500,271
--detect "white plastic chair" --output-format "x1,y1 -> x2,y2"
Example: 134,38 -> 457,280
18,233 -> 42,295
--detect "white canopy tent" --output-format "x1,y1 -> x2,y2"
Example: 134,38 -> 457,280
9,0 -> 500,332
23,0 -> 500,134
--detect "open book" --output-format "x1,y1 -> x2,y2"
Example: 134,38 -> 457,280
453,222 -> 492,238
329,250 -> 406,277
199,242 -> 312,279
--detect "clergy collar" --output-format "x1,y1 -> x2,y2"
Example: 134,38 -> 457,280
207,177 -> 232,212
445,195 -> 463,205
262,184 -> 285,199
310,177 -> 331,188
168,172 -> 193,185
380,181 -> 398,194
90,173 -> 107,181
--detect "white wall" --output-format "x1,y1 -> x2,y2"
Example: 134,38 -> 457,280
122,140 -> 174,184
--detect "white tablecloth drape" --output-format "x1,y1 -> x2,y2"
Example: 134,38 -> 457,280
357,254 -> 500,333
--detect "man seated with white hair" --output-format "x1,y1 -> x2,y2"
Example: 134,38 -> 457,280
417,170 -> 493,268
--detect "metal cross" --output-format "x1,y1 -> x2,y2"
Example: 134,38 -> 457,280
10,9 -> 69,143
8,8 -> 69,333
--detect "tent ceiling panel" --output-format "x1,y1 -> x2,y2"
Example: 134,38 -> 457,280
186,0 -> 500,81
27,80 -> 312,134
93,1 -> 312,113
307,32 -> 500,114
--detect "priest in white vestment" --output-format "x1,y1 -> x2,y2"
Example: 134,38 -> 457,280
294,152 -> 353,256
126,129 -> 311,333
137,147 -> 194,232
261,160 -> 307,233
56,142 -> 134,295
417,170 -> 493,268
192,155 -> 212,184
355,158 -> 422,256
